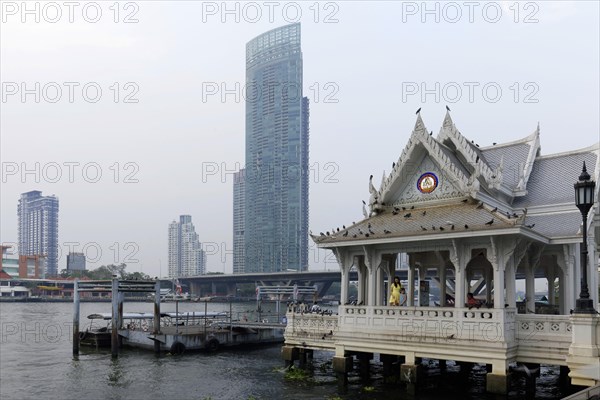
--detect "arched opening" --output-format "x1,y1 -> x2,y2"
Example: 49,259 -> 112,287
465,250 -> 494,308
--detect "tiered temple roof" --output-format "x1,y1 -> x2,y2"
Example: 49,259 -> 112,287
312,112 -> 599,247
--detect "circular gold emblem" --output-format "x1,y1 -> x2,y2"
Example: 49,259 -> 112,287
417,172 -> 438,194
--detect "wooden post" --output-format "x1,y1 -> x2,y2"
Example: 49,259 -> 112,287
72,279 -> 80,355
229,300 -> 233,342
118,291 -> 124,348
153,280 -> 161,354
111,277 -> 119,358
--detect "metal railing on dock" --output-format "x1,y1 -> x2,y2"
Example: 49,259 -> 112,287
561,385 -> 600,399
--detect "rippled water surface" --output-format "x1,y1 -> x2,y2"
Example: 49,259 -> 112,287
1,302 -> 572,400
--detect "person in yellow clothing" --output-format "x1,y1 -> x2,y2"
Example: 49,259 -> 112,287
389,276 -> 402,306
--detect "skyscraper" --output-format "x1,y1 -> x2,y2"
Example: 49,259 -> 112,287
233,169 -> 246,274
244,23 -> 309,273
168,215 -> 206,277
66,252 -> 86,272
18,190 -> 59,276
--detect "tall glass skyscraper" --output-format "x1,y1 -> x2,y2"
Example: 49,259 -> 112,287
244,23 -> 309,273
18,190 -> 59,276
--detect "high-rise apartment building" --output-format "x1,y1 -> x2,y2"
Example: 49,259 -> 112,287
233,169 -> 245,274
168,215 -> 206,277
18,190 -> 59,276
67,252 -> 86,272
244,23 -> 309,273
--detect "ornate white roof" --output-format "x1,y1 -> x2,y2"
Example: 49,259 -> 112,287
312,111 -> 599,247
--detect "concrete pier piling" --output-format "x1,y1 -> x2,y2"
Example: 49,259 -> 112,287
380,354 -> 397,381
401,363 -> 422,395
439,359 -> 447,372
486,361 -> 511,395
560,365 -> 571,389
357,352 -> 373,379
298,348 -> 308,368
282,346 -> 299,368
523,363 -> 541,397
333,355 -> 353,388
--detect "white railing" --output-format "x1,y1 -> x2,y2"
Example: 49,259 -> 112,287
284,312 -> 338,345
515,314 -> 572,364
283,307 -> 576,366
515,314 -> 572,343
338,305 -> 516,344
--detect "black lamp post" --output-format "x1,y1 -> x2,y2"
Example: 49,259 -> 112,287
574,161 -> 596,314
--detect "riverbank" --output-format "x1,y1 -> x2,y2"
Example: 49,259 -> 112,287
0,297 -> 110,303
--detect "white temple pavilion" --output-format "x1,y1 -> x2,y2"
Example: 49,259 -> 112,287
283,111 -> 600,395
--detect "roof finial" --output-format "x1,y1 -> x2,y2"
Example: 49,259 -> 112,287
413,111 -> 427,135
579,161 -> 590,181
442,108 -> 454,130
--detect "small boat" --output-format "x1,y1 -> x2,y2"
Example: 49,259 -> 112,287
79,311 -> 229,349
161,293 -> 192,302
79,312 -> 158,348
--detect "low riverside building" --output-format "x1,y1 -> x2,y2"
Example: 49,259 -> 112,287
283,111 -> 600,394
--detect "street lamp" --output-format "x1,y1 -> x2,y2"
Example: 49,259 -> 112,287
574,161 -> 596,314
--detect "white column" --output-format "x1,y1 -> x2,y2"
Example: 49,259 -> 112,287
407,265 -> 415,307
588,231 -> 598,307
440,266 -> 447,306
493,264 -> 505,309
361,248 -> 382,306
505,258 -> 516,308
420,266 -> 428,306
560,244 -> 576,314
455,267 -> 466,308
574,243 -> 582,303
485,268 -> 493,305
368,264 -> 377,306
547,265 -> 556,306
376,266 -> 383,306
340,268 -> 348,304
335,251 -> 353,305
450,242 -> 465,308
357,259 -> 366,305
525,265 -> 536,313
559,270 -> 566,315
387,254 -> 397,306
356,256 -> 367,304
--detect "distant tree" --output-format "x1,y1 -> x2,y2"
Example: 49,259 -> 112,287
59,269 -> 91,279
125,271 -> 151,280
107,263 -> 127,278
87,264 -> 127,280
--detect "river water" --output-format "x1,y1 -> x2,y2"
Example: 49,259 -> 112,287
0,302 -> 571,400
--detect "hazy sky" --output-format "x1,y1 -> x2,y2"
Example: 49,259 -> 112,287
1,1 -> 599,277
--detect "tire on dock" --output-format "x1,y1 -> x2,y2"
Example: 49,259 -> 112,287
170,341 -> 186,355
205,338 -> 220,352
